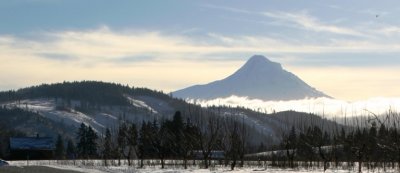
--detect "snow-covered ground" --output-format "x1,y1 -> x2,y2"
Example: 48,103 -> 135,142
8,160 -> 399,173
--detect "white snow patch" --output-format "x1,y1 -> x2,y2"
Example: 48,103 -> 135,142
3,99 -> 54,111
99,113 -> 118,120
126,95 -> 158,114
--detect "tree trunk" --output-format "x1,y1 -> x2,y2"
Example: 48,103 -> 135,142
240,156 -> 244,167
230,159 -> 236,170
184,157 -> 187,169
204,156 -> 209,168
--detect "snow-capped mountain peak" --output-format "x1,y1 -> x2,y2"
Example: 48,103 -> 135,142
173,55 -> 331,101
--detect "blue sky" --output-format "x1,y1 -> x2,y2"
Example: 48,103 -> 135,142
1,0 -> 400,100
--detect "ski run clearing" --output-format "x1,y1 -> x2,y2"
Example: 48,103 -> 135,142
6,160 -> 399,173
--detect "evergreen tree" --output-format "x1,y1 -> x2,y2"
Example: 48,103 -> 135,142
66,139 -> 76,159
76,123 -> 98,159
86,126 -> 98,158
170,111 -> 184,157
138,121 -> 149,168
157,120 -> 170,169
377,124 -> 388,163
323,131 -> 331,145
103,128 -> 112,166
55,134 -> 65,159
76,123 -> 88,158
124,123 -> 138,166
285,126 -> 297,168
117,123 -> 128,165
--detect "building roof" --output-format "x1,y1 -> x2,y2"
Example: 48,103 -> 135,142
10,137 -> 55,150
193,150 -> 225,159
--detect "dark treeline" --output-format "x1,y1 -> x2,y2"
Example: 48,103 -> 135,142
262,117 -> 400,172
0,81 -> 169,107
56,110 -> 249,170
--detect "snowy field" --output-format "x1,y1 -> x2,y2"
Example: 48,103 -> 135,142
5,160 -> 399,173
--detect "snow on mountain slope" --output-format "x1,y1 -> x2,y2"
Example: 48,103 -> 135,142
173,55 -> 330,101
0,96 -> 174,134
2,99 -> 105,132
133,96 -> 175,114
126,95 -> 160,114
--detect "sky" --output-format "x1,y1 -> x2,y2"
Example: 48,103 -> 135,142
1,0 -> 400,101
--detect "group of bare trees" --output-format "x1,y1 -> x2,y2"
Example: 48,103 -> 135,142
268,111 -> 400,172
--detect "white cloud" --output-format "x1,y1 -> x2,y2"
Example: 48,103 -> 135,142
1,27 -> 400,100
2,26 -> 400,67
194,96 -> 400,118
262,11 -> 365,37
378,26 -> 400,36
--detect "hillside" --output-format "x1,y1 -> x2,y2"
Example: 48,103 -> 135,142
0,81 -> 342,147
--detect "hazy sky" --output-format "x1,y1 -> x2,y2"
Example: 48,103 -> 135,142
1,0 -> 400,101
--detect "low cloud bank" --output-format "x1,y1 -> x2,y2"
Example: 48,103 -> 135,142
189,96 -> 400,118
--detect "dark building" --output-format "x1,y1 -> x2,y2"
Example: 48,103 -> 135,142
9,136 -> 55,160
193,150 -> 225,160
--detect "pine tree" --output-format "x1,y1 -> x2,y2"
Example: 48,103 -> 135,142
171,111 -> 184,157
103,128 -> 112,166
66,139 -> 76,159
86,126 -> 98,158
138,121 -> 149,168
126,123 -> 138,166
76,123 -> 88,158
117,123 -> 127,165
377,124 -> 388,163
55,134 -> 65,159
286,126 -> 296,168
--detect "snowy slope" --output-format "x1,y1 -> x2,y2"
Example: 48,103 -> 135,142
173,55 -> 330,101
0,81 -> 341,146
1,97 -> 339,145
0,96 -> 173,136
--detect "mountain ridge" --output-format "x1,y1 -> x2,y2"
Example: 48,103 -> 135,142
173,55 -> 331,101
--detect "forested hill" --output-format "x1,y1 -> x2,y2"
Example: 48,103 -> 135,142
0,81 -> 344,149
0,81 -> 175,106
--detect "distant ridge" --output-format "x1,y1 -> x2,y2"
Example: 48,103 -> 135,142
173,55 -> 331,101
